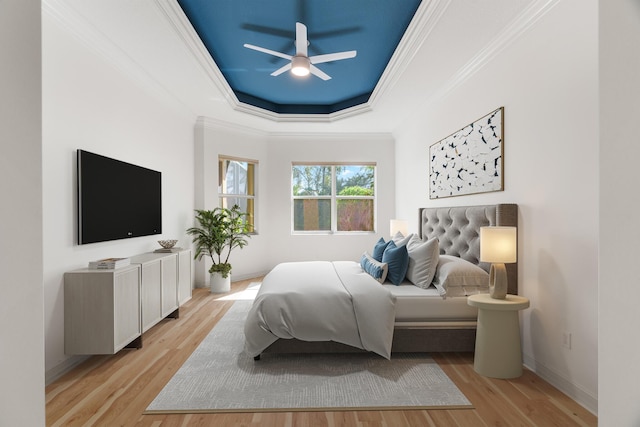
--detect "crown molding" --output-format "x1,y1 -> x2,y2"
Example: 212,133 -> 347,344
422,0 -> 561,107
153,0 -> 238,107
368,0 -> 451,107
220,99 -> 374,123
266,130 -> 395,140
197,116 -> 393,140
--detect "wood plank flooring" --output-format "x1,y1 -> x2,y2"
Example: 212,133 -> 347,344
46,277 -> 597,427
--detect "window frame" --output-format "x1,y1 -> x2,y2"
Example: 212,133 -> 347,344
291,162 -> 376,235
219,155 -> 258,234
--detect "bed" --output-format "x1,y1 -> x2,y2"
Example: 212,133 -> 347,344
245,203 -> 518,358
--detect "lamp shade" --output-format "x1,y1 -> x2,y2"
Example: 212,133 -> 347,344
390,219 -> 408,237
480,226 -> 517,263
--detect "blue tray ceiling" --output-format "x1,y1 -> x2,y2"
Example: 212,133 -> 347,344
177,0 -> 421,114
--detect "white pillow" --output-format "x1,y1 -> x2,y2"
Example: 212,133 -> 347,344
405,235 -> 439,289
391,231 -> 413,248
432,255 -> 489,296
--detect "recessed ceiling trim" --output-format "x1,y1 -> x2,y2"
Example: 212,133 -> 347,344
154,0 -> 239,108
368,0 -> 451,108
414,0 -> 561,112
266,130 -> 395,140
224,96 -> 375,123
157,0 -> 551,124
444,0 -> 560,95
198,116 -> 394,140
156,0 -> 428,122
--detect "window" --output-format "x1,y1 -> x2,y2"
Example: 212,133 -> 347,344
292,163 -> 375,233
219,156 -> 257,232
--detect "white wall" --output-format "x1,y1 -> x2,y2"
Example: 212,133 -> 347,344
599,0 -> 640,424
194,120 -> 397,283
0,2 -> 45,426
43,13 -> 196,381
394,0 -> 598,413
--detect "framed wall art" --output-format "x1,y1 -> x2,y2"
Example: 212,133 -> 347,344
429,107 -> 504,199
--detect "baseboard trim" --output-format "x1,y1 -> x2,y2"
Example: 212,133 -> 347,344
231,271 -> 269,282
193,271 -> 269,289
46,355 -> 90,386
523,353 -> 598,415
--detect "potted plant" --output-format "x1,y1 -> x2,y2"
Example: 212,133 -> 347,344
186,205 -> 251,293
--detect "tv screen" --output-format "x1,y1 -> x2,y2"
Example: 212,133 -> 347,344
78,150 -> 162,245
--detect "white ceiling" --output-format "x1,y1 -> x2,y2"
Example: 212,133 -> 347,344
43,0 -> 544,135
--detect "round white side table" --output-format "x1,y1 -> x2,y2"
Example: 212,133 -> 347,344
467,294 -> 530,379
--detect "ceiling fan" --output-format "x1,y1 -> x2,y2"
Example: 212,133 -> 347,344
243,22 -> 357,81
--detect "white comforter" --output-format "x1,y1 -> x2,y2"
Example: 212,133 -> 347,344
244,261 -> 397,359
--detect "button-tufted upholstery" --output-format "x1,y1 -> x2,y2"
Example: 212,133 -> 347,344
419,204 -> 518,294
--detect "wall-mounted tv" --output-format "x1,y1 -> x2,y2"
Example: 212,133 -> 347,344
77,150 -> 162,245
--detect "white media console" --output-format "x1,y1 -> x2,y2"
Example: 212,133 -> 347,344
64,248 -> 192,355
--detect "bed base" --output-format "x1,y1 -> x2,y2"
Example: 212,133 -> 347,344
261,323 -> 477,356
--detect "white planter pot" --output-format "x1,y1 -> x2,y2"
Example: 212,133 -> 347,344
210,272 -> 231,293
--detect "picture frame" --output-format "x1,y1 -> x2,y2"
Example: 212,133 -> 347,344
429,107 -> 504,199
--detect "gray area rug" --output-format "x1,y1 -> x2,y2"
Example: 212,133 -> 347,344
145,299 -> 472,413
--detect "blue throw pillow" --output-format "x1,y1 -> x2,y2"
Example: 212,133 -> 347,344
372,237 -> 391,262
360,252 -> 388,283
381,240 -> 409,285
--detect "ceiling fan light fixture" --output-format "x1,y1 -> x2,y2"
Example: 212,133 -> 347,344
244,22 -> 356,81
291,55 -> 310,77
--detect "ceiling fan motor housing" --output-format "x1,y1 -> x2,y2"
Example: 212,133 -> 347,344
291,55 -> 310,76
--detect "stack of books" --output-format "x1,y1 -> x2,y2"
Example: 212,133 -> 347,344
88,257 -> 131,270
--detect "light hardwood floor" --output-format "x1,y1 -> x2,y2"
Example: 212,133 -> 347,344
46,277 -> 597,427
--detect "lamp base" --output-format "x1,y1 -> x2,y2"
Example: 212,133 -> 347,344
489,263 -> 508,299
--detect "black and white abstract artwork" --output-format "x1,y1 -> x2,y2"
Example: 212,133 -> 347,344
429,107 -> 504,199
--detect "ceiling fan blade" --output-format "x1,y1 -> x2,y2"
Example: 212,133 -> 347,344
310,50 -> 357,65
295,22 -> 308,57
310,64 -> 331,81
243,43 -> 292,61
271,63 -> 292,76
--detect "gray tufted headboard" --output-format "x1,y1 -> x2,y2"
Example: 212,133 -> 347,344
419,203 -> 518,295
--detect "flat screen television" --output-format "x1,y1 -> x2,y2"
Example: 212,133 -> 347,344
77,150 -> 162,245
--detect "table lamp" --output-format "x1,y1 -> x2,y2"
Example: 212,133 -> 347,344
480,226 -> 517,299
389,219 -> 408,237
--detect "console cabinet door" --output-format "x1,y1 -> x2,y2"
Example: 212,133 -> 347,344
113,267 -> 143,349
161,254 -> 178,317
64,265 -> 141,355
177,249 -> 192,305
140,259 -> 162,333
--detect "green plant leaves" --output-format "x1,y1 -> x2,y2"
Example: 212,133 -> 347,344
186,205 -> 252,274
